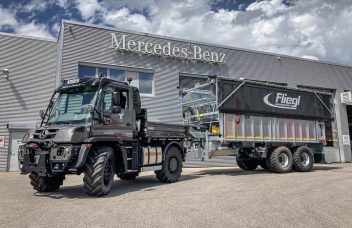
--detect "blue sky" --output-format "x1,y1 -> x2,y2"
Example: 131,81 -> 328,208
0,0 -> 352,65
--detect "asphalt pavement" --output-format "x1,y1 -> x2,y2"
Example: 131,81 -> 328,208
0,160 -> 352,228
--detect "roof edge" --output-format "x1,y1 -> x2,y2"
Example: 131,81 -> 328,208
62,19 -> 352,69
0,31 -> 56,42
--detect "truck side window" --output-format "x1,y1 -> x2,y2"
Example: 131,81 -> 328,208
103,88 -> 113,115
103,87 -> 129,115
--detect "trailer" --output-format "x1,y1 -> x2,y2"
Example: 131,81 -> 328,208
180,75 -> 334,173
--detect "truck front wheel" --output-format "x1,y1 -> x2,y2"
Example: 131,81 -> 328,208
83,146 -> 115,196
29,172 -> 64,192
155,146 -> 183,183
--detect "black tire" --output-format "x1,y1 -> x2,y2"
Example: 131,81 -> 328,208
29,172 -> 64,192
155,146 -> 183,183
270,146 -> 293,173
259,160 -> 269,170
236,155 -> 258,170
293,146 -> 314,172
117,172 -> 139,180
83,146 -> 115,196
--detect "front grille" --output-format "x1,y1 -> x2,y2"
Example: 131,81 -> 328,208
33,129 -> 59,140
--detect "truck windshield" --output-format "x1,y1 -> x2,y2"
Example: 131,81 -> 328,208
47,85 -> 98,125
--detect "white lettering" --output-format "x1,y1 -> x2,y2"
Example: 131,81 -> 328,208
181,48 -> 188,58
203,51 -> 210,61
154,44 -> 162,55
219,53 -> 226,63
109,33 -> 226,63
110,33 -> 126,50
193,45 -> 202,60
137,41 -> 144,52
172,47 -> 180,57
127,39 -> 136,51
145,42 -> 153,54
162,42 -> 171,56
211,52 -> 218,62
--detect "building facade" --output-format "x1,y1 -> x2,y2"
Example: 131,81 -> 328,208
1,20 -> 352,171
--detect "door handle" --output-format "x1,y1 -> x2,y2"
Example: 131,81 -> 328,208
126,123 -> 131,127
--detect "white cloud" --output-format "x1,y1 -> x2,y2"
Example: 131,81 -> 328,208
0,7 -> 18,29
15,21 -> 55,40
81,0 -> 352,65
75,0 -> 101,20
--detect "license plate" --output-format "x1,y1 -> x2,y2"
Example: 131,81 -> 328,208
34,155 -> 40,164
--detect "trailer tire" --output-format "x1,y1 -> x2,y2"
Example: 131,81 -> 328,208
236,156 -> 258,170
270,146 -> 293,173
293,146 -> 314,172
259,160 -> 269,170
117,172 -> 139,180
155,146 -> 183,183
83,146 -> 115,196
29,172 -> 64,192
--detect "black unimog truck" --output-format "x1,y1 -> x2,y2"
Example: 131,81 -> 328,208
19,77 -> 189,196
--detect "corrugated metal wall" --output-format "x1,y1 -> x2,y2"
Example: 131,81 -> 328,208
0,34 -> 57,171
58,22 -> 352,162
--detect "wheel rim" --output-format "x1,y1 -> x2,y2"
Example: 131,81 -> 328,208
300,152 -> 310,166
103,157 -> 113,186
168,157 -> 178,174
278,153 -> 289,168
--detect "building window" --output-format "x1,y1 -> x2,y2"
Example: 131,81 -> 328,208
78,65 -> 154,96
78,65 -> 96,78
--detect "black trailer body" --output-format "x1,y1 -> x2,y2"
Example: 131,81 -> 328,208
217,79 -> 333,120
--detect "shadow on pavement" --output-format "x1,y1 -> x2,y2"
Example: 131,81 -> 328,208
33,164 -> 342,199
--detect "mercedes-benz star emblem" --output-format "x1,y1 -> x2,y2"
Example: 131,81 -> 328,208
39,130 -> 47,140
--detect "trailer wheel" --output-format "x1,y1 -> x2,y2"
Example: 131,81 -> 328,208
29,172 -> 64,192
236,156 -> 258,170
259,160 -> 269,170
270,146 -> 293,173
117,172 -> 139,180
293,146 -> 314,172
83,146 -> 115,196
155,146 -> 183,183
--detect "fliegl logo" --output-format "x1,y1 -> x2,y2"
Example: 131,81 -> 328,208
263,93 -> 301,110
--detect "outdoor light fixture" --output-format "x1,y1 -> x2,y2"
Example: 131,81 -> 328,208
3,68 -> 9,79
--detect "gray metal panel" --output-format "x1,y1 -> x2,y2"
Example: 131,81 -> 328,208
0,34 -> 57,170
60,22 -> 352,161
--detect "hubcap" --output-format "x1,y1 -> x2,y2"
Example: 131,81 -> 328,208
300,152 -> 310,166
103,158 -> 113,186
169,157 -> 178,174
278,153 -> 289,168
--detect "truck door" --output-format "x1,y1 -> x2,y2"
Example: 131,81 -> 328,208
97,85 -> 133,141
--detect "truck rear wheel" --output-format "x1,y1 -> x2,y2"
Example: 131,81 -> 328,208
236,155 -> 258,170
117,172 -> 139,180
293,146 -> 314,172
83,146 -> 115,196
269,146 -> 293,173
155,146 -> 183,183
29,172 -> 64,192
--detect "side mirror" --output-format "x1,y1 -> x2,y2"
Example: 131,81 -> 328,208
112,106 -> 122,114
112,92 -> 121,106
39,110 -> 45,119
